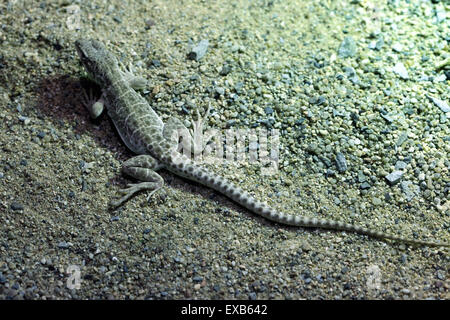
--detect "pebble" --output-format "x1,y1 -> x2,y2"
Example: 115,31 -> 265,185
400,181 -> 420,201
401,288 -> 410,294
372,197 -> 382,206
187,39 -> 209,61
385,171 -> 404,185
360,182 -> 371,190
427,96 -> 449,113
343,66 -> 359,84
396,132 -> 408,147
264,106 -> 273,115
57,241 -> 72,249
10,202 -> 24,211
368,37 -> 384,51
392,43 -> 403,52
220,64 -> 231,76
338,36 -> 357,58
380,113 -> 393,123
214,86 -> 225,96
18,116 -> 30,125
37,131 -> 46,139
392,62 -> 409,79
395,161 -> 407,170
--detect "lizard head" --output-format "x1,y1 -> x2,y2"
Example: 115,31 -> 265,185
75,39 -> 118,85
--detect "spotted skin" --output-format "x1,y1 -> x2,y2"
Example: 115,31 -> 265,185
75,39 -> 449,248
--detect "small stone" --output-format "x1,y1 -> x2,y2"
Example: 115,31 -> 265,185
360,182 -> 371,190
6,289 -> 18,299
219,64 -> 231,76
58,241 -> 72,249
151,59 -> 160,67
193,276 -> 203,283
392,62 -> 409,79
380,113 -> 393,123
395,161 -> 407,170
399,254 -> 407,264
248,292 -> 257,300
145,19 -> 156,28
174,257 -> 184,264
37,131 -> 46,138
372,197 -> 382,206
392,43 -> 403,52
368,37 -> 384,50
194,284 -> 201,290
10,202 -> 24,211
264,106 -> 273,115
400,181 -> 420,201
335,152 -> 347,173
187,39 -> 209,61
385,171 -> 403,185
338,37 -> 357,58
214,86 -> 225,96
401,288 -> 410,294
396,132 -> 408,147
427,96 -> 450,113
357,171 -> 367,183
18,116 -> 30,125
436,270 -> 445,280
343,66 -> 359,84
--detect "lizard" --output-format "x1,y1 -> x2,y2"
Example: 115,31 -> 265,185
75,38 -> 449,248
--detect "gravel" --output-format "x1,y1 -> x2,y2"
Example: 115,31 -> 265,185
0,0 -> 448,300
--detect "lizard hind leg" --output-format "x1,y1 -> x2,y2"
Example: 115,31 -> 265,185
109,155 -> 164,208
163,103 -> 214,160
190,103 -> 214,158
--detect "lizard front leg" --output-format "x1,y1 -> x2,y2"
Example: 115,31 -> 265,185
118,60 -> 147,90
110,155 -> 164,208
82,87 -> 105,119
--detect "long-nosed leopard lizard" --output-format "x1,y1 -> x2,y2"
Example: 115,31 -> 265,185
75,39 -> 449,248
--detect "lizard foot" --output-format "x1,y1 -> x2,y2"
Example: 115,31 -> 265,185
81,87 -> 104,119
118,60 -> 147,90
109,181 -> 162,208
190,103 -> 215,157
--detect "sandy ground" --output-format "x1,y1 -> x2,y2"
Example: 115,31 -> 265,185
0,0 -> 448,299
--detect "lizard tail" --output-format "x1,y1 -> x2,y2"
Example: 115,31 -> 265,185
170,160 -> 449,248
